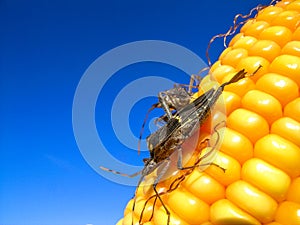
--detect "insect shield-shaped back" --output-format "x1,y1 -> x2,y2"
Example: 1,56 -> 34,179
145,88 -> 221,184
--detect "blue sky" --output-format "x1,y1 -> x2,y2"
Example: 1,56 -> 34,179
0,1 -> 270,225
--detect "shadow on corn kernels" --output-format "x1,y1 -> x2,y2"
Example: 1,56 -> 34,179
214,219 -> 258,225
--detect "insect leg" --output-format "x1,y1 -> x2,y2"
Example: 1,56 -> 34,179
138,103 -> 161,154
139,86 -> 192,154
158,92 -> 174,120
174,74 -> 202,95
176,146 -> 185,170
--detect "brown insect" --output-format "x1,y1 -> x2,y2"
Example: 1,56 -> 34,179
101,66 -> 261,224
137,74 -> 203,154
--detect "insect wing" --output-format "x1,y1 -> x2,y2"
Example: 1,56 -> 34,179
176,89 -> 214,121
146,117 -> 179,154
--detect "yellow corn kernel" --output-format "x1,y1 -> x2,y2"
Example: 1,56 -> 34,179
271,117 -> 300,146
287,177 -> 300,204
240,19 -> 253,33
153,207 -> 189,225
133,198 -> 156,224
204,151 -> 241,187
227,108 -> 269,144
259,26 -> 293,47
236,56 -> 270,82
200,222 -> 213,225
211,127 -> 253,164
210,65 -> 235,84
209,60 -> 221,73
218,47 -> 232,61
293,26 -> 300,39
183,170 -> 225,204
256,73 -> 299,107
228,33 -> 244,46
124,199 -> 134,217
254,134 -> 300,178
242,90 -> 282,125
116,218 -> 123,225
282,0 -> 299,9
271,10 -> 300,31
222,73 -> 256,97
265,222 -> 283,225
276,0 -> 294,8
210,199 -> 261,225
275,201 -> 300,225
243,20 -> 270,38
256,6 -> 284,23
241,158 -> 291,202
219,91 -> 241,115
220,48 -> 248,68
123,212 -> 139,225
284,97 -> 300,122
199,76 -> 219,92
231,35 -> 258,50
281,41 -> 300,57
269,54 -> 300,86
167,188 -> 210,224
226,180 -> 278,224
286,0 -> 300,11
248,40 -> 281,62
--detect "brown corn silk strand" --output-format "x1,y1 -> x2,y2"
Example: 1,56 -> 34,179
205,3 -> 272,66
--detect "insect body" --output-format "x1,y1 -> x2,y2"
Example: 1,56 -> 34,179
138,68 -> 254,224
146,67 -> 252,169
100,66 -> 261,225
138,74 -> 202,153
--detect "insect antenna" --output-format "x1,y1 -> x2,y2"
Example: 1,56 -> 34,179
220,64 -> 262,89
99,166 -> 141,178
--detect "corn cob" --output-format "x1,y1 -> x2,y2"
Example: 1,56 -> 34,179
117,0 -> 300,224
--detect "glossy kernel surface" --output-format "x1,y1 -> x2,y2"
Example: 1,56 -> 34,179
242,90 -> 282,125
226,180 -> 278,224
241,158 -> 291,202
254,134 -> 300,178
227,108 -> 269,144
256,73 -> 299,107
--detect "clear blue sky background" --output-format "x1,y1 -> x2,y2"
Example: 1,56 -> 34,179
1,1 -> 270,225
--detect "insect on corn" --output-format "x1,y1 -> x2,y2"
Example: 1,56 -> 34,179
100,65 -> 261,225
137,74 -> 204,154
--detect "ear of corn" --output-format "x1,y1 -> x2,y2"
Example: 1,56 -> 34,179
117,1 -> 300,224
